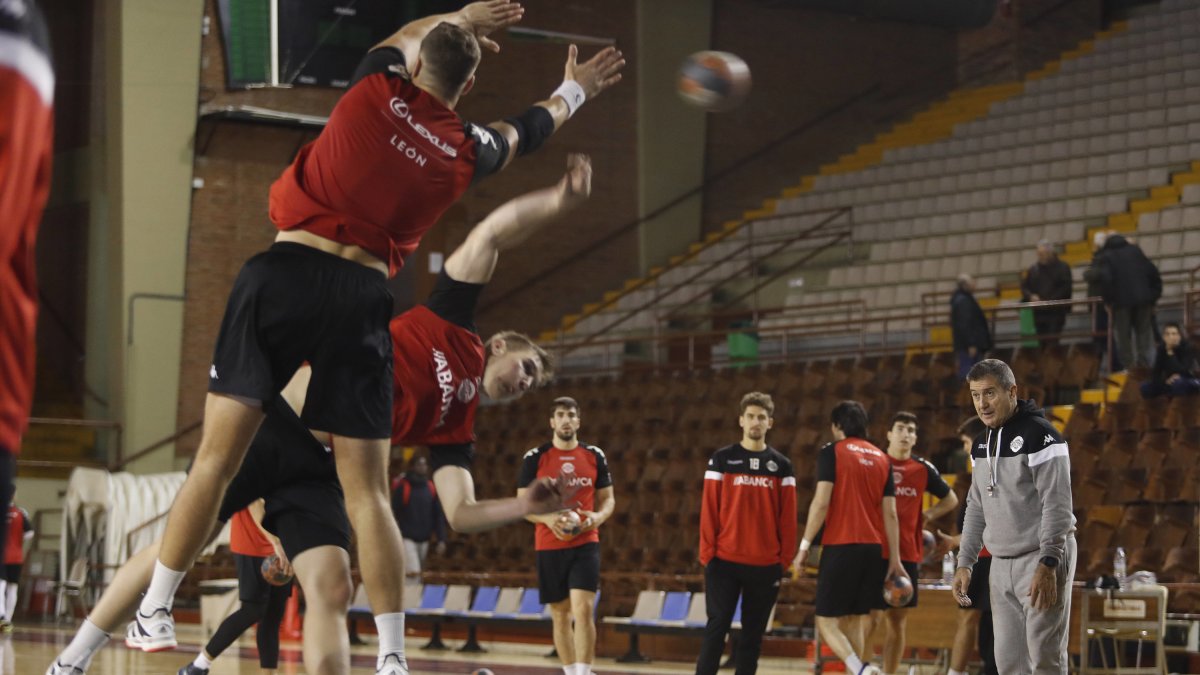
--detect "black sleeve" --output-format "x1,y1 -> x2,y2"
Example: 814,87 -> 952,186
517,448 -> 541,488
350,46 -> 407,87
924,461 -> 952,500
815,444 -> 836,483
424,269 -> 484,332
593,447 -> 613,489
429,443 -> 474,473
883,466 -> 896,497
466,122 -> 510,185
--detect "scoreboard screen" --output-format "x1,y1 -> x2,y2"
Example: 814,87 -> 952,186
217,0 -> 469,89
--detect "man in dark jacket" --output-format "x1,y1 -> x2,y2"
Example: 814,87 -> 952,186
391,455 -> 447,579
1140,322 -> 1200,398
1088,234 -> 1161,369
1021,241 -> 1073,346
951,274 -> 993,379
1083,232 -> 1122,373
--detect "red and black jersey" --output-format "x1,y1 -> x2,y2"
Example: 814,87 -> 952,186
390,310 -> 483,447
268,47 -> 507,276
889,455 -> 951,563
816,438 -> 895,548
4,505 -> 30,565
0,2 -> 53,454
700,445 -> 797,568
518,442 -> 612,551
229,508 -> 274,558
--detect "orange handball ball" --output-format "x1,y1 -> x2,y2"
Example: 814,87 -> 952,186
677,51 -> 751,112
882,574 -> 914,608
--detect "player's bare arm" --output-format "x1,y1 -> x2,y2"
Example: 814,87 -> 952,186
882,496 -> 908,580
579,485 -> 614,533
376,0 -> 525,65
922,489 -> 958,525
444,154 -> 592,284
437,466 -> 565,534
487,45 -> 626,171
793,481 -> 832,574
247,499 -> 291,576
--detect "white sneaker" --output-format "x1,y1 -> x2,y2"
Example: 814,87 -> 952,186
858,665 -> 883,675
46,662 -> 86,675
124,608 -> 177,652
376,653 -> 409,675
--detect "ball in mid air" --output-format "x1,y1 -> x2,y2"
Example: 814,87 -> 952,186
677,51 -> 751,112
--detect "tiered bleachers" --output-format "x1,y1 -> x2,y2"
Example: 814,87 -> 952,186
550,0 -> 1200,369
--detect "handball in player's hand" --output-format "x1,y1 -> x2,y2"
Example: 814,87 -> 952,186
555,510 -> 582,539
678,51 -> 751,112
882,574 -> 914,608
261,554 -> 294,586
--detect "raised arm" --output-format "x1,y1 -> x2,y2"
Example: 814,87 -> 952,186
443,154 -> 592,284
374,0 -> 525,66
486,44 -> 625,172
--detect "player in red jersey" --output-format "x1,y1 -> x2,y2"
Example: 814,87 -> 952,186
697,392 -> 797,675
518,396 -> 615,675
178,503 -> 293,675
138,1 -> 625,670
793,401 -> 906,675
0,0 -> 53,566
0,496 -> 32,630
868,412 -> 956,675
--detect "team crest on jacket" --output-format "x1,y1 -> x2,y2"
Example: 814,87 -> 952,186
767,460 -> 778,472
457,378 -> 477,403
563,462 -> 575,474
1010,436 -> 1024,452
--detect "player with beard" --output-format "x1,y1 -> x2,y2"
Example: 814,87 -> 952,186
696,392 -> 797,675
868,412 -> 956,675
518,397 -> 614,675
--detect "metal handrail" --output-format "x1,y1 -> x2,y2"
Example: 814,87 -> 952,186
111,419 -> 203,471
125,511 -> 169,553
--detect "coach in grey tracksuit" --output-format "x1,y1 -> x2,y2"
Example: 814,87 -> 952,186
952,359 -> 1077,675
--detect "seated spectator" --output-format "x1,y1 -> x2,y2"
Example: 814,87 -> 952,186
1140,322 -> 1200,399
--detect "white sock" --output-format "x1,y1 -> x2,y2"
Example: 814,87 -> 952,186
578,663 -> 593,675
845,654 -> 864,673
139,560 -> 186,614
562,667 -> 573,675
0,580 -> 7,620
375,612 -> 407,667
948,670 -> 968,675
4,583 -> 14,621
56,619 -> 110,668
193,652 -> 213,670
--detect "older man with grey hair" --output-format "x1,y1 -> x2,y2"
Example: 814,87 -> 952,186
1021,241 -> 1073,346
951,359 -> 1076,675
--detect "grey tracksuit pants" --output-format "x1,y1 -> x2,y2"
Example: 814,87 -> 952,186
989,536 -> 1077,675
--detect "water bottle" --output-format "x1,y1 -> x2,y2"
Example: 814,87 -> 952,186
1113,547 -> 1127,590
942,551 -> 956,587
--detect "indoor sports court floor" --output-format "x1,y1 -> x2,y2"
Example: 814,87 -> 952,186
2,622 -> 820,674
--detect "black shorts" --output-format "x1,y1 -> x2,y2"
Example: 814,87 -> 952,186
218,397 -> 352,560
876,560 -> 920,609
536,542 -> 600,605
209,242 -> 393,439
235,553 -> 290,603
3,563 -> 20,583
815,543 -> 887,617
965,556 -> 992,611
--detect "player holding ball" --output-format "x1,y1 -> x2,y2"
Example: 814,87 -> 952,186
519,397 -> 614,675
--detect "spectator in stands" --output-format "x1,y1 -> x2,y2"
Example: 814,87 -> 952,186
940,416 -> 999,675
951,274 -> 993,379
1140,322 -> 1200,399
793,400 -> 904,675
1020,240 -> 1072,346
698,392 -> 796,675
953,359 -> 1075,674
1083,231 -> 1122,373
390,455 -> 447,580
519,396 -> 614,675
1087,233 -> 1161,370
869,412 -> 957,675
0,494 -> 32,631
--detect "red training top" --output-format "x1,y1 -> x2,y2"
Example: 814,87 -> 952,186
816,438 -> 895,548
889,455 -> 952,563
0,6 -> 54,453
700,445 -> 798,568
229,509 -> 274,558
518,443 -> 613,551
4,505 -> 31,565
